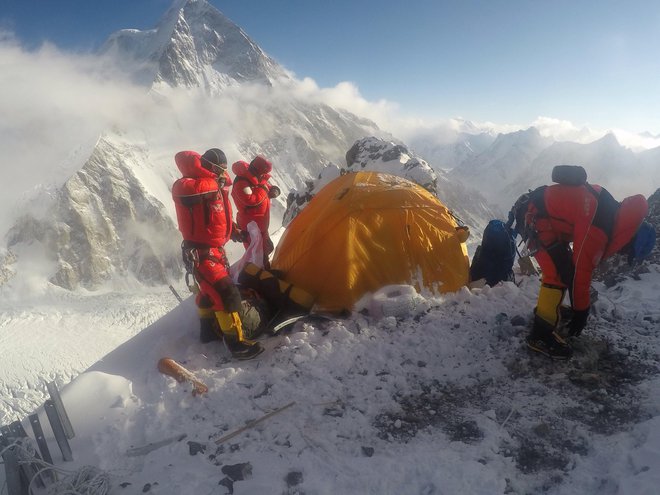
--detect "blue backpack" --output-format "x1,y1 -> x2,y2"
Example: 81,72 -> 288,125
470,219 -> 516,286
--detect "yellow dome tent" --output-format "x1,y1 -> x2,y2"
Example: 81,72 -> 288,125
271,171 -> 470,313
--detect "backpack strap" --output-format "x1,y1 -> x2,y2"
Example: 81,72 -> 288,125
174,190 -> 219,234
585,184 -> 619,242
528,186 -> 547,216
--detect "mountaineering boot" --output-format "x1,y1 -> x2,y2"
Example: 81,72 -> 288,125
215,310 -> 264,360
558,305 -> 574,331
526,315 -> 573,360
223,335 -> 264,360
198,307 -> 221,343
536,284 -> 566,327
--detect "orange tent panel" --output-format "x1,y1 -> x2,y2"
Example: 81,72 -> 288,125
272,172 -> 469,313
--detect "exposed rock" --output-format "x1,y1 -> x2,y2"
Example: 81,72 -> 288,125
221,462 -> 252,481
345,137 -> 438,194
283,137 -> 500,240
6,137 -> 181,290
0,250 -> 17,286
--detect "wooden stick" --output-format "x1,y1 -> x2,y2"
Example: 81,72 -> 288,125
214,401 -> 297,445
158,358 -> 208,397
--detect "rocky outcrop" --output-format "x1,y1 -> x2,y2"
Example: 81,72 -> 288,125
282,137 -> 500,239
345,137 -> 438,195
6,137 -> 181,290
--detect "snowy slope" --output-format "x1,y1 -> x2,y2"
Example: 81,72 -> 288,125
3,265 -> 659,494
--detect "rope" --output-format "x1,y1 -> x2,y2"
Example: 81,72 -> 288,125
42,465 -> 111,495
1,438 -> 112,495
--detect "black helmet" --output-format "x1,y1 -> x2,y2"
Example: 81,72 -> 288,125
201,148 -> 227,174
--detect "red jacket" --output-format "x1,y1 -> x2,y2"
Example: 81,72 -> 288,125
531,184 -> 648,310
172,151 -> 234,247
231,157 -> 273,233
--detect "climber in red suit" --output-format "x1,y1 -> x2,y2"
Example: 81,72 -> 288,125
172,148 -> 263,360
510,177 -> 655,360
231,156 -> 280,269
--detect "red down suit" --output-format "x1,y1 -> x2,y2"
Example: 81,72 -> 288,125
172,150 -> 235,309
528,184 -> 648,311
231,157 -> 275,256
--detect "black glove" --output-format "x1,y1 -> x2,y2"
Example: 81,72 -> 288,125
268,186 -> 281,199
230,224 -> 248,243
264,237 -> 274,255
567,308 -> 589,337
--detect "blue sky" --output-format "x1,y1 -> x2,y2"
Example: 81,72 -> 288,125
2,0 -> 660,134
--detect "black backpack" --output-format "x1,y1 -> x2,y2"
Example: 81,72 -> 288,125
470,219 -> 516,286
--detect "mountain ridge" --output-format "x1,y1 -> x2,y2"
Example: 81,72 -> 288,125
100,0 -> 290,90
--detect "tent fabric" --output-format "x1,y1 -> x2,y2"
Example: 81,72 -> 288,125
271,171 -> 469,313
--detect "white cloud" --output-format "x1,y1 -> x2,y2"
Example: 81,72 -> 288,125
276,74 -> 660,154
0,34 -> 149,218
271,77 -> 397,128
532,116 -> 660,151
2,30 -> 657,237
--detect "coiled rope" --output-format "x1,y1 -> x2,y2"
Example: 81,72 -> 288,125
1,438 -> 111,495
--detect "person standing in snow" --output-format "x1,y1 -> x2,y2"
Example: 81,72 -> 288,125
508,166 -> 656,360
172,148 -> 263,360
231,156 -> 281,269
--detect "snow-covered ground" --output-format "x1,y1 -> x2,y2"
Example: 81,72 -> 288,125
0,287 -> 179,423
2,261 -> 659,495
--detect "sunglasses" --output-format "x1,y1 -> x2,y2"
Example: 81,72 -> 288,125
212,164 -> 227,175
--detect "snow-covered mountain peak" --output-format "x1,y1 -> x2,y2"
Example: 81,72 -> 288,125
100,0 -> 291,91
448,126 -> 553,210
490,126 -> 548,150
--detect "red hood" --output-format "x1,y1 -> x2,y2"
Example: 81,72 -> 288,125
232,160 -> 251,177
175,151 -> 217,180
250,155 -> 272,175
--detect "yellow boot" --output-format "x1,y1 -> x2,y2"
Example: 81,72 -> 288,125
527,284 -> 572,360
536,283 -> 565,328
215,311 -> 264,360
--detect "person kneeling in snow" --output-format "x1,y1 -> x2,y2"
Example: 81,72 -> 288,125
507,165 -> 656,360
172,148 -> 263,360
